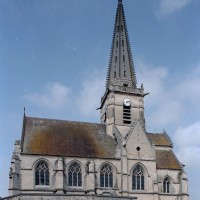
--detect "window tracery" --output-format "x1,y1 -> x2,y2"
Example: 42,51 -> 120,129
35,161 -> 49,186
68,162 -> 82,187
132,165 -> 144,190
100,164 -> 113,188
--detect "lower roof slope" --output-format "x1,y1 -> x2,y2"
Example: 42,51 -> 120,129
156,150 -> 182,170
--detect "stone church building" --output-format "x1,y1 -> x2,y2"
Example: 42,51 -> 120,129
3,1 -> 189,200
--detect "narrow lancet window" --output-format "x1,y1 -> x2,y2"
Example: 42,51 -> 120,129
115,56 -> 117,63
114,71 -> 116,78
123,55 -> 125,62
124,70 -> 126,78
122,40 -> 124,47
163,177 -> 171,193
116,41 -> 118,47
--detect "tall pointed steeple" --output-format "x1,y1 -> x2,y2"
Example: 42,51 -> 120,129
106,0 -> 137,88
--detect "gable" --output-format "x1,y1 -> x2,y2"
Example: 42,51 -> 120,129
22,117 -> 117,159
125,122 -> 155,160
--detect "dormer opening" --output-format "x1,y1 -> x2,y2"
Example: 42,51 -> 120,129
114,71 -> 116,78
124,70 -> 126,78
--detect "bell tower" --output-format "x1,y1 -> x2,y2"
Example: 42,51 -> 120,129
100,0 -> 146,137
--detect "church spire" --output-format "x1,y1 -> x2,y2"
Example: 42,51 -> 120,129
106,0 -> 137,88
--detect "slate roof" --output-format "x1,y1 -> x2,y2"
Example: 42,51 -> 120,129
106,0 -> 137,88
146,133 -> 173,147
21,116 -> 181,170
155,150 -> 182,170
21,117 -> 117,159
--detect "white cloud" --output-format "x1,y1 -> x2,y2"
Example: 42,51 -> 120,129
25,82 -> 70,109
78,69 -> 105,118
136,59 -> 182,129
175,65 -> 200,104
148,99 -> 183,128
137,60 -> 168,88
137,59 -> 168,105
157,0 -> 192,17
175,122 -> 200,147
136,59 -> 200,132
174,122 -> 200,167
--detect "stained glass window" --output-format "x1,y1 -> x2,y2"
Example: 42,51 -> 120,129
163,177 -> 171,193
35,161 -> 49,186
68,162 -> 82,187
132,165 -> 144,190
100,164 -> 113,188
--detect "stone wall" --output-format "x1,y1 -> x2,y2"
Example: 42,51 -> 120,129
1,194 -> 137,200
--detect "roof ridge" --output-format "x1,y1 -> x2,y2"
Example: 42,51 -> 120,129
25,116 -> 103,126
163,131 -> 174,147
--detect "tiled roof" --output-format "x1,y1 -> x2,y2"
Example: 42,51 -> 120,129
156,150 -> 182,170
22,117 -> 117,159
146,133 -> 172,147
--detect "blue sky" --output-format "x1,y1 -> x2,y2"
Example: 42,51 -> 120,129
0,0 -> 200,199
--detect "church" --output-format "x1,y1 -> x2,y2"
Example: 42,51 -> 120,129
4,1 -> 189,200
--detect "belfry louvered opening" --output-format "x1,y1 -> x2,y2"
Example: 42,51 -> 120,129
123,105 -> 131,124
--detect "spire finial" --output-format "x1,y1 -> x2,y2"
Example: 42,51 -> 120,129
23,107 -> 26,117
118,0 -> 122,4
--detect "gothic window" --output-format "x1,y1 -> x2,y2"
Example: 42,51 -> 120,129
132,165 -> 144,190
121,25 -> 123,32
100,164 -> 113,188
68,162 -> 82,187
35,161 -> 49,186
123,104 -> 131,124
123,55 -> 125,62
116,41 -> 118,47
163,177 -> 171,193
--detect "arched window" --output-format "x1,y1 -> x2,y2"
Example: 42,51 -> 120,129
35,161 -> 49,186
100,164 -> 113,188
68,162 -> 82,187
163,177 -> 171,193
132,165 -> 144,190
